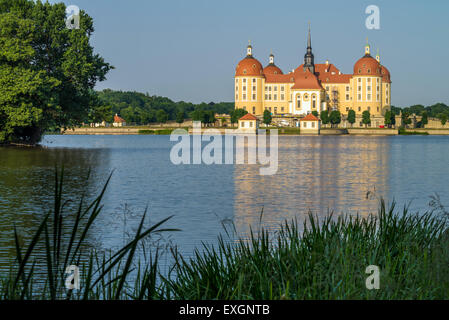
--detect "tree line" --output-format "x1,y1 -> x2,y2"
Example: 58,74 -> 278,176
95,89 -> 234,125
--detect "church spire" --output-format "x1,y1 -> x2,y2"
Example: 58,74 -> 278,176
303,22 -> 315,73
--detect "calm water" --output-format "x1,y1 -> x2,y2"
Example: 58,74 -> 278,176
0,135 -> 448,272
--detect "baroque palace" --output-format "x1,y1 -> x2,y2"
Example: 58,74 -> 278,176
234,27 -> 391,117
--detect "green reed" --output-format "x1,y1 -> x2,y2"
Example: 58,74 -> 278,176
1,169 -> 448,300
0,167 -> 177,300
164,201 -> 449,300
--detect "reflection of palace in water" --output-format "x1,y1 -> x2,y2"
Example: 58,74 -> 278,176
233,136 -> 391,236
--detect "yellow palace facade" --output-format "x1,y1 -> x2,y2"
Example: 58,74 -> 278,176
234,27 -> 391,117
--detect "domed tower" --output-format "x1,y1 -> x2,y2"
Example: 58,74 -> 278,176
263,51 -> 283,75
351,40 -> 384,116
234,41 -> 265,115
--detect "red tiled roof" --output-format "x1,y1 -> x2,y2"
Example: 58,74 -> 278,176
300,63 -> 352,84
263,64 -> 283,75
114,114 -> 126,123
353,55 -> 381,76
300,114 -> 320,121
264,73 -> 295,83
291,69 -> 323,90
235,57 -> 264,77
239,113 -> 258,121
381,65 -> 391,83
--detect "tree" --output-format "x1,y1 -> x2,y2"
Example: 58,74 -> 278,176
347,110 -> 356,127
439,113 -> 448,126
401,111 -> 412,128
362,111 -> 371,128
384,110 -> 392,128
230,108 -> 247,126
176,111 -> 185,124
312,111 -> 319,117
263,109 -> 272,127
421,111 -> 428,128
156,109 -> 168,124
320,110 -> 329,126
329,110 -> 341,128
0,0 -> 112,144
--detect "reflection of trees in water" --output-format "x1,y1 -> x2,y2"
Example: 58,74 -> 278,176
233,136 -> 391,237
0,146 -> 111,275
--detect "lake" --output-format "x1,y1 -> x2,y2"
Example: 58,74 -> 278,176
0,134 -> 448,273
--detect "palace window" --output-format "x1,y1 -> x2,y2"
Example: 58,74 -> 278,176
236,94 -> 238,100
243,86 -> 246,91
252,86 -> 256,91
312,95 -> 317,109
346,86 -> 350,92
346,94 -> 350,101
252,78 -> 256,83
358,106 -> 361,112
367,86 -> 371,91
367,78 -> 371,83
281,86 -> 285,91
253,107 -> 256,113
269,94 -> 272,100
274,94 -> 277,100
252,94 -> 256,100
358,86 -> 361,91
367,94 -> 371,100
274,107 -> 278,113
358,78 -> 361,83
281,94 -> 285,100
243,79 -> 246,83
265,94 -> 268,100
274,86 -> 278,91
297,95 -> 301,109
358,94 -> 361,101
243,94 -> 246,100
281,107 -> 284,112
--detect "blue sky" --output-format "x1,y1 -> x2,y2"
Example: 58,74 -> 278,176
51,0 -> 449,107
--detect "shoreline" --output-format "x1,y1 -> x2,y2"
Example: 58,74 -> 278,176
57,127 -> 449,136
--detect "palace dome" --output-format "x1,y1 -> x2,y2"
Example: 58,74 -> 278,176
235,57 -> 264,77
353,55 -> 381,76
381,65 -> 391,83
263,64 -> 283,75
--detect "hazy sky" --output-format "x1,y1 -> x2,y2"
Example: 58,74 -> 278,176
51,0 -> 449,107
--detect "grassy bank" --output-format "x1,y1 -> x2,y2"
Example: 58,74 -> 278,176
1,171 -> 448,300
399,128 -> 429,135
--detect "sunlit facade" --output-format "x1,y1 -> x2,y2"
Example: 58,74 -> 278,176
234,27 -> 391,117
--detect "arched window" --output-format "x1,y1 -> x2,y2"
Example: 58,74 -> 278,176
297,94 -> 301,109
312,94 -> 317,109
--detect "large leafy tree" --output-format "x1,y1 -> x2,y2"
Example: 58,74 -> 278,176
263,109 -> 272,126
347,109 -> 356,127
0,0 -> 112,144
320,110 -> 329,126
362,110 -> 371,128
329,110 -> 341,128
